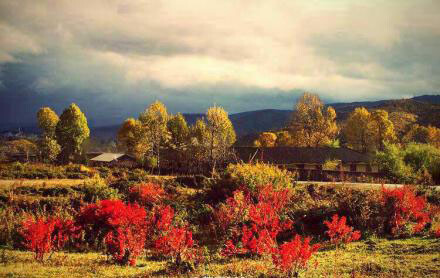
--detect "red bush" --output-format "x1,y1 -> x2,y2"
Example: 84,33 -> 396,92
20,217 -> 76,261
129,183 -> 166,206
381,186 -> 431,236
151,205 -> 175,233
324,214 -> 361,246
76,200 -> 147,265
434,227 -> 440,238
272,235 -> 320,277
219,186 -> 293,257
155,226 -> 198,265
214,190 -> 250,234
151,205 -> 203,270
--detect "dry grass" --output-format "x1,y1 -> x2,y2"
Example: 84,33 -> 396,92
1,237 -> 439,277
0,179 -> 86,189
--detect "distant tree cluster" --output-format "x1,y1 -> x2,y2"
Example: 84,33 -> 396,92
253,92 -> 440,155
117,101 -> 236,173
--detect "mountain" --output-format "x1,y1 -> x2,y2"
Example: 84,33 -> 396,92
412,94 -> 440,104
330,96 -> 440,126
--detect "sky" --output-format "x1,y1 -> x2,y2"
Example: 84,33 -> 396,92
0,0 -> 439,126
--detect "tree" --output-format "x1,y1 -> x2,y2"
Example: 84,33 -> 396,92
117,118 -> 143,155
275,131 -> 292,146
166,113 -> 190,171
7,139 -> 38,162
342,107 -> 373,153
37,107 -> 59,137
403,124 -> 430,144
55,103 -> 90,163
167,113 -> 189,150
254,132 -> 277,147
187,119 -> 208,173
39,136 -> 61,162
370,109 -> 396,151
343,107 -> 395,153
402,124 -> 440,148
37,107 -> 61,162
138,101 -> 170,170
375,143 -> 413,183
288,93 -> 338,147
426,125 -> 440,148
204,106 -> 236,173
389,112 -> 417,140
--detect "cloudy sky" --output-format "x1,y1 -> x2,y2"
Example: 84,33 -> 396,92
0,0 -> 439,126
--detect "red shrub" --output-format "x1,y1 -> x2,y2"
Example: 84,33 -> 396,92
324,214 -> 361,246
155,226 -> 198,265
76,200 -> 147,265
20,217 -> 75,261
434,227 -> 440,238
214,190 -> 250,233
129,183 -> 166,206
151,205 -> 175,233
219,186 -> 293,257
381,186 -> 431,236
151,206 -> 203,270
272,235 -> 320,277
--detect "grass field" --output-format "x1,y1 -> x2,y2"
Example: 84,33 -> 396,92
1,237 -> 439,277
0,179 -> 86,189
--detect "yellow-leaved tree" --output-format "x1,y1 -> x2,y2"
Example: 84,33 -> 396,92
37,107 -> 61,162
288,93 -> 338,147
343,107 -> 395,153
254,132 -> 277,147
138,101 -> 170,169
389,111 -> 417,141
204,106 -> 236,173
55,103 -> 90,163
117,118 -> 145,161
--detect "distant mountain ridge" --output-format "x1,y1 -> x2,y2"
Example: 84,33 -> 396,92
2,94 -> 440,140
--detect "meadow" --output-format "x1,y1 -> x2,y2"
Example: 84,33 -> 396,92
0,162 -> 439,277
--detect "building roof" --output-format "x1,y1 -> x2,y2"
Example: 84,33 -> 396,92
90,153 -> 126,162
234,147 -> 371,164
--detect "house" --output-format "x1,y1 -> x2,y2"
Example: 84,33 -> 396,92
89,153 -> 137,168
234,147 -> 378,173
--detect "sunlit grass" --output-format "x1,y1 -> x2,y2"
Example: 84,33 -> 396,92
1,237 -> 439,277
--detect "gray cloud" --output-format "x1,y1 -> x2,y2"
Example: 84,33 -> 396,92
0,0 -> 439,126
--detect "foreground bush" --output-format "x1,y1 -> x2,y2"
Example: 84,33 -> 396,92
20,217 -> 76,261
218,186 -> 293,257
226,162 -> 296,192
272,235 -> 320,278
381,186 -> 431,237
324,214 -> 361,246
76,200 -> 147,265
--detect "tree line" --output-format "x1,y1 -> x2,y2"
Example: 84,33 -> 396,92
254,92 -> 440,152
3,93 -> 440,179
24,101 -> 236,174
117,101 -> 236,173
